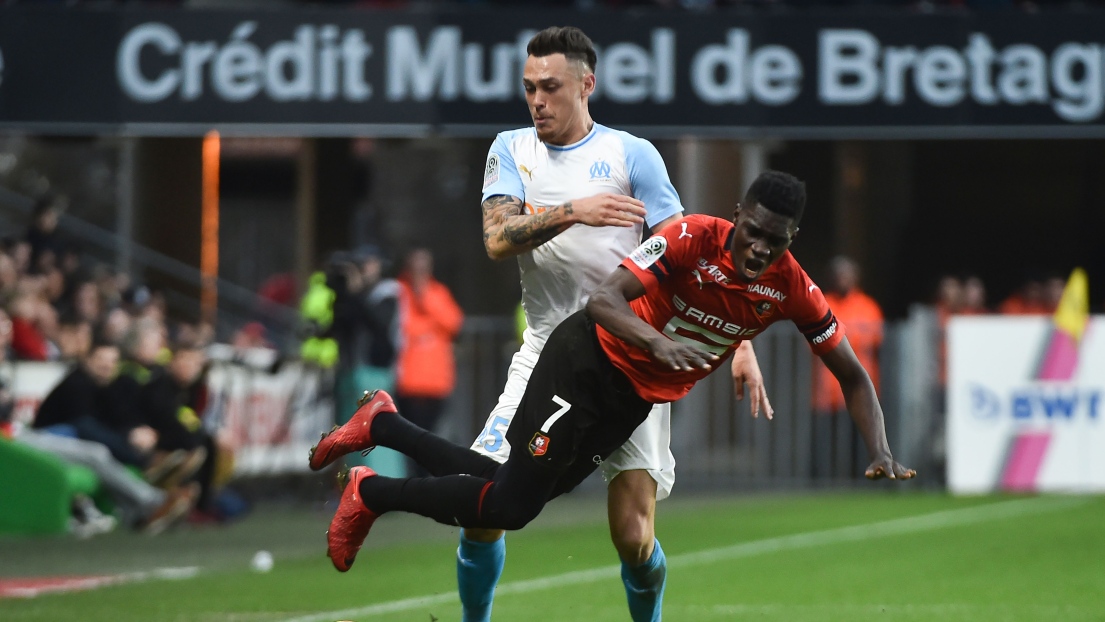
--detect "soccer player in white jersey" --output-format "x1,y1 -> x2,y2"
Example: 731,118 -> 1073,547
465,27 -> 771,621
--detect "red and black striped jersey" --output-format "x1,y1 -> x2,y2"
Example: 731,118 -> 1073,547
596,215 -> 845,403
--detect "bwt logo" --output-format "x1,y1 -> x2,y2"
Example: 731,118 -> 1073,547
970,384 -> 1102,422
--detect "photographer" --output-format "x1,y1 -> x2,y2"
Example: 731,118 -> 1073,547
327,246 -> 399,375
301,246 -> 402,472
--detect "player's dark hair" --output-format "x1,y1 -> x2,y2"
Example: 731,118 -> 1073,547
745,170 -> 806,224
527,27 -> 597,74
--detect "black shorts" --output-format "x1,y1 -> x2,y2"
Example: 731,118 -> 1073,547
504,310 -> 653,497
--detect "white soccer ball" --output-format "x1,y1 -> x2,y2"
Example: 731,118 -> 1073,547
251,550 -> 274,573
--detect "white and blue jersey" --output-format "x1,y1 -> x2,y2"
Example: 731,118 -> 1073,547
474,123 -> 681,499
482,123 -> 683,349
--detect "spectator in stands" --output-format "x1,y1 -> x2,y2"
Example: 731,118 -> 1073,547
0,309 -> 13,366
108,318 -> 205,485
1043,274 -> 1066,314
92,265 -> 128,312
61,279 -> 101,325
933,274 -> 964,389
0,253 -> 18,303
9,239 -> 31,275
121,285 -> 153,319
142,288 -> 169,324
58,245 -> 84,281
958,275 -> 989,315
935,275 -> 963,318
395,247 -> 464,476
231,321 -> 270,350
811,256 -> 884,479
55,313 -> 92,362
32,338 -> 161,472
175,321 -> 215,353
42,266 -> 66,306
8,289 -> 53,361
100,306 -> 133,345
999,274 -> 1048,315
257,272 -> 297,349
26,196 -> 65,274
141,340 -> 225,514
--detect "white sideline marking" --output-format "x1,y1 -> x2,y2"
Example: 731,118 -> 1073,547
277,497 -> 1083,622
0,566 -> 199,599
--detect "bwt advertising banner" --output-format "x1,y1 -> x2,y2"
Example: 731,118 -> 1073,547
947,317 -> 1105,494
1,8 -> 1105,136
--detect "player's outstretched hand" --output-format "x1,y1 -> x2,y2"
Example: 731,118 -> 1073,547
572,193 -> 646,228
647,338 -> 719,372
864,455 -> 916,481
731,345 -> 774,420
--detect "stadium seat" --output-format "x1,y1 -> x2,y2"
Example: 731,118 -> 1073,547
0,438 -> 100,536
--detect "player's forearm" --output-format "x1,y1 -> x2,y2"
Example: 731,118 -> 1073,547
586,287 -> 664,352
483,201 -> 578,260
840,377 -> 892,459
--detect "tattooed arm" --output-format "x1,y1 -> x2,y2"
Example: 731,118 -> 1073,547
482,193 -> 649,261
482,195 -> 576,260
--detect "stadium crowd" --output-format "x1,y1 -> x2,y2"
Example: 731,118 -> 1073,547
0,192 -> 468,537
0,196 -> 236,536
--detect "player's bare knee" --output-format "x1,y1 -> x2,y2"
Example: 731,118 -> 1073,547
610,515 -> 654,565
608,470 -> 657,565
464,527 -> 505,543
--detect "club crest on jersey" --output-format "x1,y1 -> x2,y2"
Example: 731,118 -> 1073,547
748,283 -> 786,301
483,153 -> 499,189
529,432 -> 551,457
755,300 -> 775,318
589,160 -> 612,181
630,236 -> 667,269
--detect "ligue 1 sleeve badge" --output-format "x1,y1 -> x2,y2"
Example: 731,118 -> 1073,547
528,432 -> 551,457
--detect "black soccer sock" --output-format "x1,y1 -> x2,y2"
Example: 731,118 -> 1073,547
359,474 -> 489,527
371,412 -> 500,478
357,455 -> 561,531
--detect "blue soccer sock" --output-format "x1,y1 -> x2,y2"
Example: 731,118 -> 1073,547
621,538 -> 667,622
457,530 -> 506,622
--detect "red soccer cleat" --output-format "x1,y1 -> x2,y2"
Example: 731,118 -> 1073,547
326,466 -> 380,572
308,389 -> 398,471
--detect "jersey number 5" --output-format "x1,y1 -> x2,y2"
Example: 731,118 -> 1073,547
477,416 -> 510,452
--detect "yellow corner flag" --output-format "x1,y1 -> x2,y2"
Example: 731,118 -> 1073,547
1053,267 -> 1090,343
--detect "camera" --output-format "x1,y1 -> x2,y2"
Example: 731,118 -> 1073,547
324,251 -> 359,294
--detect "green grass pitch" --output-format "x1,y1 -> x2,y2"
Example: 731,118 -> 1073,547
1,492 -> 1102,621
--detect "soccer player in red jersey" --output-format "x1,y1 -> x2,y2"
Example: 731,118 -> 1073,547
321,170 -> 914,573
